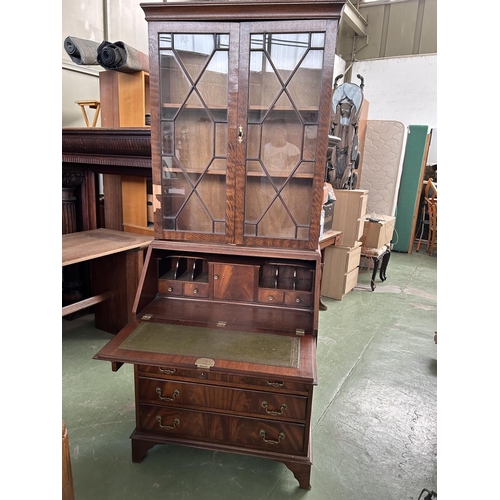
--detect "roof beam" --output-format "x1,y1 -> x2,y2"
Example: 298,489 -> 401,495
342,1 -> 368,37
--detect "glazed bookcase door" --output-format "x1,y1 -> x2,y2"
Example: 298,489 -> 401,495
152,19 -> 336,249
154,23 -> 239,243
236,20 -> 335,249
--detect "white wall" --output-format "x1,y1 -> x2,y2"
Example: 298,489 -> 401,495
353,54 -> 437,130
61,0 -> 153,127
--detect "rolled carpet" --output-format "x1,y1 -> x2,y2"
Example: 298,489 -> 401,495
97,40 -> 149,73
64,36 -> 101,65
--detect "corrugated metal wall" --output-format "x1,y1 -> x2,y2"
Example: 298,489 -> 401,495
337,0 -> 437,63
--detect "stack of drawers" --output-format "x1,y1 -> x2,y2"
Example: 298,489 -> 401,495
134,364 -> 312,460
321,189 -> 368,300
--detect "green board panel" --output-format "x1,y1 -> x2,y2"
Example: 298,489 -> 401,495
393,125 -> 429,252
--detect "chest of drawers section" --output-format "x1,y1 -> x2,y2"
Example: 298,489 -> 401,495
133,364 -> 313,457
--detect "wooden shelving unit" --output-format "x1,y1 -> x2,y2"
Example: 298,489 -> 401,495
99,70 -> 153,235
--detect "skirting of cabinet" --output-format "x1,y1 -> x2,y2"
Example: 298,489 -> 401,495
129,427 -> 313,490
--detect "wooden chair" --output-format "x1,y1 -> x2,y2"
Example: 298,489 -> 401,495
424,178 -> 437,256
427,197 -> 437,256
415,178 -> 437,253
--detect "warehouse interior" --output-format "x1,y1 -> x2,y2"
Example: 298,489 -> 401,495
6,0 -> 495,498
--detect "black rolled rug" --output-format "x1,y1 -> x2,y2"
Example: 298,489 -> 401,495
97,41 -> 149,73
64,36 -> 101,65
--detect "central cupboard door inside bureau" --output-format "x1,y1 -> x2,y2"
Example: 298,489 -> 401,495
153,19 -> 336,248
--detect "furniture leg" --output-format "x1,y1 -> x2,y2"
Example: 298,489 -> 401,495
131,434 -> 157,463
370,257 -> 379,291
379,249 -> 391,282
281,461 -> 312,490
91,248 -> 146,334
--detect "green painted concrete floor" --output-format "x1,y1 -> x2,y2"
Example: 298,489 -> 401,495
62,249 -> 437,500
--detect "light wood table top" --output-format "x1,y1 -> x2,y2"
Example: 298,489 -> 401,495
319,230 -> 342,250
63,229 -> 154,266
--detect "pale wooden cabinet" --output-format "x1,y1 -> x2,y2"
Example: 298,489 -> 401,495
94,0 -> 345,490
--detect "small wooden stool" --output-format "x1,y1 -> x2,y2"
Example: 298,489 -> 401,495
75,100 -> 100,127
360,244 -> 391,291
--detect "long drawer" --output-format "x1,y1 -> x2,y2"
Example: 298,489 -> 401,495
137,365 -> 311,394
138,377 -> 308,420
138,403 -> 307,454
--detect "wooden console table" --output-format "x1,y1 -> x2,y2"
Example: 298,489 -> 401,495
62,229 -> 153,334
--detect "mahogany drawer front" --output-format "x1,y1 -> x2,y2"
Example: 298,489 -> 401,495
138,377 -> 308,420
158,280 -> 183,295
139,404 -> 306,454
258,288 -> 284,304
158,280 -> 209,297
183,282 -> 209,297
137,365 -> 310,394
284,291 -> 312,307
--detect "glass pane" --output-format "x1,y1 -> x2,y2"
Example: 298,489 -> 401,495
249,52 -> 282,111
162,123 -> 175,155
311,33 -> 325,48
261,116 -> 301,176
244,30 -> 326,241
287,50 -> 323,113
197,51 -> 229,109
159,32 -> 229,235
303,126 -> 318,160
173,34 -> 214,82
215,123 -> 228,157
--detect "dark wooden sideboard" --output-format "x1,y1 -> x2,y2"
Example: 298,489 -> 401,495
62,127 -> 152,233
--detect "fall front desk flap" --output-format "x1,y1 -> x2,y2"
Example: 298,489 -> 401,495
94,318 -> 317,382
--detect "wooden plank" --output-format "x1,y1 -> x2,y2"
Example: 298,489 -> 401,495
392,125 -> 429,252
408,132 -> 431,253
62,228 -> 153,266
122,176 -> 148,229
62,291 -> 113,316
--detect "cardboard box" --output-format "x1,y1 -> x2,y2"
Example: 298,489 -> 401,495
361,215 -> 396,249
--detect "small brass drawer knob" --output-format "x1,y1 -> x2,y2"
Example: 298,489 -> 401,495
193,289 -> 198,294
167,287 -> 173,292
214,275 -> 219,280
296,298 -> 301,303
268,296 -> 274,301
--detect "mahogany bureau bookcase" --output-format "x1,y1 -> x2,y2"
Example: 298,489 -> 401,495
94,0 -> 345,490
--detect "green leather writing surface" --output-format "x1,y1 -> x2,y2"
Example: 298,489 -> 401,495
119,321 -> 300,368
